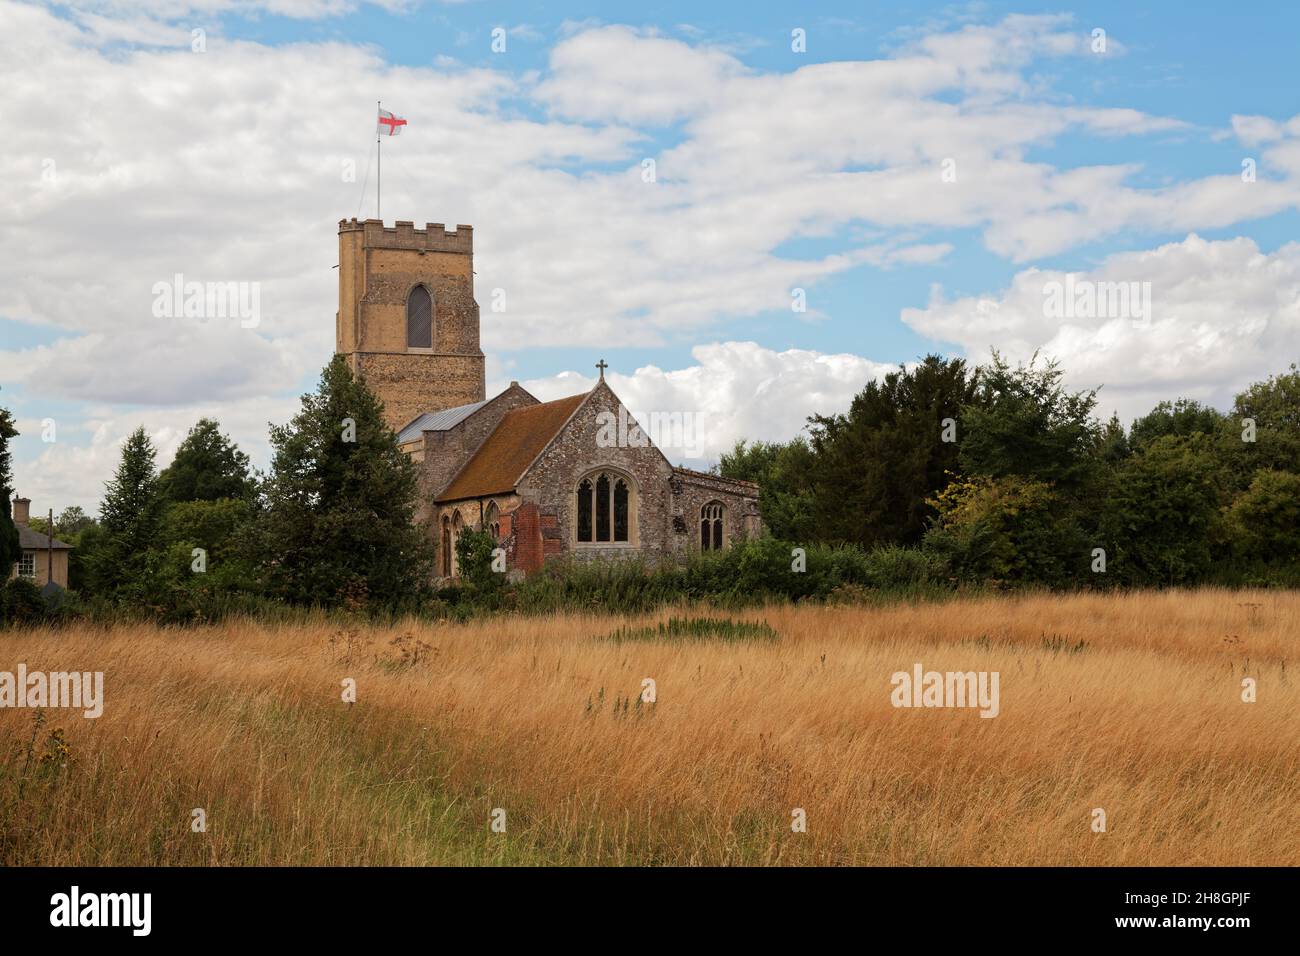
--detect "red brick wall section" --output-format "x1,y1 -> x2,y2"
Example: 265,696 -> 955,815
540,512 -> 563,559
510,503 -> 544,574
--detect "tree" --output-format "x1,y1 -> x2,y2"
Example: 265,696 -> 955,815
716,439 -> 779,484
1099,433 -> 1227,585
0,398 -> 18,579
1093,412 -> 1131,465
257,355 -> 433,608
158,418 -> 254,503
1224,469 -> 1300,564
805,355 -> 980,546
57,506 -> 95,536
143,498 -> 261,617
64,522 -> 102,593
1227,364 -> 1300,480
717,437 -> 817,541
28,506 -> 95,539
1129,398 -> 1226,451
959,352 -> 1100,489
91,427 -> 164,595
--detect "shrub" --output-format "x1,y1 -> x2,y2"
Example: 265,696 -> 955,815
453,528 -> 501,595
729,536 -> 809,598
1,578 -> 47,627
497,539 -> 953,615
512,556 -> 686,615
923,474 -> 1083,586
861,544 -> 944,590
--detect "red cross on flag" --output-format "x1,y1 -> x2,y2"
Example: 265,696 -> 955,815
377,109 -> 407,136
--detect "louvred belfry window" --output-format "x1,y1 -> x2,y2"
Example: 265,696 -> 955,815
407,286 -> 432,349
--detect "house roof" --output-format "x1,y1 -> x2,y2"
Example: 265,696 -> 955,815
18,526 -> 73,550
396,399 -> 489,444
436,392 -> 588,502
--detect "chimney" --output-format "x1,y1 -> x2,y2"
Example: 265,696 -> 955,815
12,496 -> 30,526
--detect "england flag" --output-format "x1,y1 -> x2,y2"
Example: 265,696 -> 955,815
377,109 -> 407,136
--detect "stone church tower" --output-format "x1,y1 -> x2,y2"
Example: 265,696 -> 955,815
335,218 -> 485,431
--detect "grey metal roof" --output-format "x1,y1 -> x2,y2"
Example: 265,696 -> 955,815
396,399 -> 488,443
18,526 -> 73,550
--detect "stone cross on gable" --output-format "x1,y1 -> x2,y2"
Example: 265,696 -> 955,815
596,359 -> 608,380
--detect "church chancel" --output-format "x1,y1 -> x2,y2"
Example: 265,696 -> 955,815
335,217 -> 762,578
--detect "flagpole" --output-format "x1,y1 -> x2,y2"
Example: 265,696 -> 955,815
376,99 -> 382,219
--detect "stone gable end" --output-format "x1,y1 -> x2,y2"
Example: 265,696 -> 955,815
519,383 -> 676,561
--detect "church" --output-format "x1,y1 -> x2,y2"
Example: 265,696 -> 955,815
335,217 -> 762,578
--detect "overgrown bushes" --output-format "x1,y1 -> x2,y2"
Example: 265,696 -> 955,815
0,578 -> 83,628
0,578 -> 46,626
492,537 -> 950,616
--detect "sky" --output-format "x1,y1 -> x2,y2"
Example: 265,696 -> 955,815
3,0 -> 1300,511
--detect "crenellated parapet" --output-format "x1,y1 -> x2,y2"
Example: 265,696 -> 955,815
338,218 -> 473,255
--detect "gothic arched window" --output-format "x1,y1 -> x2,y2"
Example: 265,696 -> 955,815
440,515 -> 452,576
407,285 -> 433,349
576,471 -> 633,544
451,511 -> 464,576
486,501 -> 501,540
701,501 -> 725,551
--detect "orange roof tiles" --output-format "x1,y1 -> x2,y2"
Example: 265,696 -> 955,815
436,392 -> 588,502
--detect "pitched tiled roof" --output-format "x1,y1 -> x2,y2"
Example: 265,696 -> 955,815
396,399 -> 488,443
437,392 -> 588,502
18,526 -> 73,550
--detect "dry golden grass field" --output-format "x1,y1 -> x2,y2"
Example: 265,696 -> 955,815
1,588 -> 1296,866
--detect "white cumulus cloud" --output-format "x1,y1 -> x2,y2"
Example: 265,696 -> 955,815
902,234 -> 1300,423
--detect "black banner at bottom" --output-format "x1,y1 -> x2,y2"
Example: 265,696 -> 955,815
0,866 -> 1289,942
